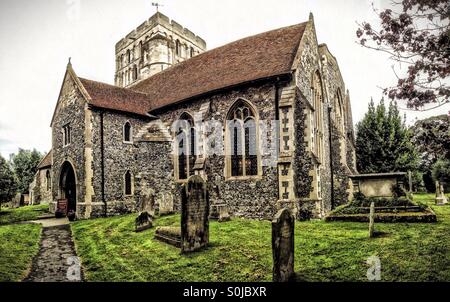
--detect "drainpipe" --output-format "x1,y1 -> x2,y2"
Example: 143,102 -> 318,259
328,104 -> 335,209
100,111 -> 107,217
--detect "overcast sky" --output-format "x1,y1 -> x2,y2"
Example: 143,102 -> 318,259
0,0 -> 448,158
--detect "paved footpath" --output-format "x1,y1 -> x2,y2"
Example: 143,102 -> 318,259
23,218 -> 84,282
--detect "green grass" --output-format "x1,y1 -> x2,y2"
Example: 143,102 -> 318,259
0,204 -> 49,225
71,194 -> 450,282
0,223 -> 42,281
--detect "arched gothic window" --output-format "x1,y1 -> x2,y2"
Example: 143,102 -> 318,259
175,113 -> 196,180
124,170 -> 133,196
226,100 -> 259,177
124,122 -> 132,142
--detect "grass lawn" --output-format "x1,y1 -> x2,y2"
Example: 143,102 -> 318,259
71,193 -> 450,282
0,223 -> 42,281
0,204 -> 49,225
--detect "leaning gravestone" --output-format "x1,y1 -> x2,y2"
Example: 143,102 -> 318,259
181,175 -> 210,253
159,192 -> 174,215
272,208 -> 295,282
368,202 -> 375,238
140,188 -> 155,215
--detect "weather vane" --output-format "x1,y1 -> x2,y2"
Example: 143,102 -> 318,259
152,2 -> 163,13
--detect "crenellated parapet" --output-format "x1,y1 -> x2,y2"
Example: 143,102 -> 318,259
114,12 -> 207,88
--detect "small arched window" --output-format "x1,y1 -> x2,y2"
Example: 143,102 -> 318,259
190,47 -> 195,58
311,71 -> 324,160
127,49 -> 131,63
124,170 -> 133,196
174,113 -> 196,180
46,170 -> 51,191
124,122 -> 132,142
226,100 -> 259,177
175,40 -> 181,56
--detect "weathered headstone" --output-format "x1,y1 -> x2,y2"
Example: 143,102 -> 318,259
159,192 -> 174,215
435,181 -> 448,205
181,175 -> 209,253
140,188 -> 155,215
135,211 -> 153,232
368,202 -> 375,238
210,204 -> 231,222
272,208 -> 295,282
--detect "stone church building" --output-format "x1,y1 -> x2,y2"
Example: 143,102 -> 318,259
42,12 -> 357,220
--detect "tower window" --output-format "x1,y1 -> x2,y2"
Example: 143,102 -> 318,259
174,113 -> 196,181
63,124 -> 71,146
123,122 -> 132,143
46,170 -> 51,191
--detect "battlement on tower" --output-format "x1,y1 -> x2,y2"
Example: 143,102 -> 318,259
115,12 -> 206,54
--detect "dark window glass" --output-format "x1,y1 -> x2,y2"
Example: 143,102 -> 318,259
125,171 -> 132,195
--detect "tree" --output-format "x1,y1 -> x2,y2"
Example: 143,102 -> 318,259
432,158 -> 450,184
10,149 -> 43,194
0,154 -> 17,210
356,0 -> 449,110
356,98 -> 419,174
411,115 -> 450,191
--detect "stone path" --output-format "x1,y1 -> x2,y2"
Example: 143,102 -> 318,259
23,219 -> 84,282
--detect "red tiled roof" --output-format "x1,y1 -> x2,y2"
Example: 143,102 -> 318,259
78,78 -> 153,117
75,22 -> 307,116
132,22 -> 307,112
37,150 -> 52,169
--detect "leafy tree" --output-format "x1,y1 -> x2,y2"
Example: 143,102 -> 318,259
356,98 -> 419,174
10,149 -> 43,194
356,0 -> 449,110
0,154 -> 17,210
432,158 -> 450,191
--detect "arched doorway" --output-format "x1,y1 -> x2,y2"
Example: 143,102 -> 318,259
60,161 -> 77,213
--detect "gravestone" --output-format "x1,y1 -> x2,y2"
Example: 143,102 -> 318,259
135,211 -> 153,232
140,188 -> 155,215
435,181 -> 448,205
159,192 -> 174,215
272,208 -> 295,282
210,204 -> 231,222
181,175 -> 210,253
368,202 -> 375,238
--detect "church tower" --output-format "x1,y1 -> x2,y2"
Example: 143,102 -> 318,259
114,12 -> 207,88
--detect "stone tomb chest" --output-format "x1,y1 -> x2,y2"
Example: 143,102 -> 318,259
350,172 -> 407,198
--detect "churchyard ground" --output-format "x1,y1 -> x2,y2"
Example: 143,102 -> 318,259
0,194 -> 449,282
71,193 -> 450,282
0,223 -> 41,281
0,204 -> 49,225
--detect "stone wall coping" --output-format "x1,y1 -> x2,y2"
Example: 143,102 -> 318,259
350,172 -> 407,179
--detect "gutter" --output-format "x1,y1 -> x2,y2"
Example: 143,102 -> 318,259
328,104 -> 335,209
